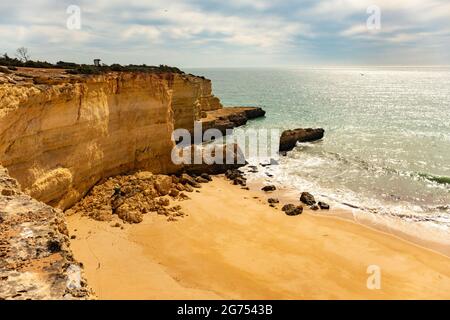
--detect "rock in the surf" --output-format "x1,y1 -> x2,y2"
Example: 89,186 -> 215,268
300,192 -> 316,206
279,128 -> 324,152
262,185 -> 276,192
318,201 -> 330,210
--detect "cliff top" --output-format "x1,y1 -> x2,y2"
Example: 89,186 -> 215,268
0,65 -> 208,89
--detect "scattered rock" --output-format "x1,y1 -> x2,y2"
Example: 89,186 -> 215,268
1,188 -> 16,196
154,175 -> 173,196
300,192 -> 316,206
180,173 -> 201,188
318,201 -> 330,210
279,128 -> 325,152
179,193 -> 190,200
195,176 -> 209,183
69,171 -> 186,224
233,177 -> 246,186
282,204 -> 303,216
268,198 -> 279,204
180,173 -> 196,185
225,169 -> 247,186
116,206 -> 143,224
156,197 -> 170,207
261,185 -> 276,192
200,173 -> 212,181
70,235 -> 77,240
169,188 -> 180,197
310,204 -> 320,211
225,169 -> 243,180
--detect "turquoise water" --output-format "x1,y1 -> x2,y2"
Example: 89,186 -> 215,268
188,67 -> 450,232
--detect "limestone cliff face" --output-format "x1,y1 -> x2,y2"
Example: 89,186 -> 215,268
0,165 -> 91,299
0,71 -> 222,209
170,75 -> 222,133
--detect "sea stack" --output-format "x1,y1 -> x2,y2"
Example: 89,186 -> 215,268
279,128 -> 325,152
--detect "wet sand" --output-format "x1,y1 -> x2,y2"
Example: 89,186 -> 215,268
67,177 -> 450,299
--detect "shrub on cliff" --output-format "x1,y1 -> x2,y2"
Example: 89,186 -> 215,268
0,53 -> 22,67
56,61 -> 80,68
0,52 -> 185,75
0,53 -> 54,69
66,65 -> 102,75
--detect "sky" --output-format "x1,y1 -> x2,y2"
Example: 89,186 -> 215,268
1,0 -> 449,67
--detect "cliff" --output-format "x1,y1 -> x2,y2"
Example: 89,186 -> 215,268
0,68 -> 225,209
0,165 -> 91,299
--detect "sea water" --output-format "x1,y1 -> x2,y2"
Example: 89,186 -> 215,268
187,67 -> 450,240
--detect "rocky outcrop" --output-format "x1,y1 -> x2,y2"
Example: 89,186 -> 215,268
0,166 -> 91,300
0,68 -> 231,209
201,106 -> 266,138
171,74 -> 223,134
279,128 -> 324,152
66,171 -> 207,224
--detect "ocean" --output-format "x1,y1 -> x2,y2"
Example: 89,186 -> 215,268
187,67 -> 450,241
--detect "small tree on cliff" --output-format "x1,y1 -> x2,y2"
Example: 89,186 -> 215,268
15,47 -> 30,62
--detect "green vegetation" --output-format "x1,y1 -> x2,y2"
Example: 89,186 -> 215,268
1,49 -> 184,75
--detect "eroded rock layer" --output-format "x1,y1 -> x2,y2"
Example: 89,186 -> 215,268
0,166 -> 91,300
0,70 -> 225,209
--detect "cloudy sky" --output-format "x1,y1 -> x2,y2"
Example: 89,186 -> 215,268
1,0 -> 449,67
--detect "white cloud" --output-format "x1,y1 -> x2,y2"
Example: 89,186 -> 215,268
121,25 -> 161,41
0,0 -> 448,66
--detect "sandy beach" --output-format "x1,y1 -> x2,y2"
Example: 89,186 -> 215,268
67,177 -> 450,300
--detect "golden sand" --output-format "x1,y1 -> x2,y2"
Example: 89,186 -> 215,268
67,177 -> 450,299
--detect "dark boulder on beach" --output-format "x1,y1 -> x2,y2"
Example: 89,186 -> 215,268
180,173 -> 201,188
262,185 -> 276,192
282,204 -> 303,216
195,176 -> 210,183
318,201 -> 330,210
279,128 -> 324,152
200,173 -> 212,181
225,169 -> 244,180
233,177 -> 247,186
300,192 -> 316,206
225,168 -> 247,186
268,198 -> 279,204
